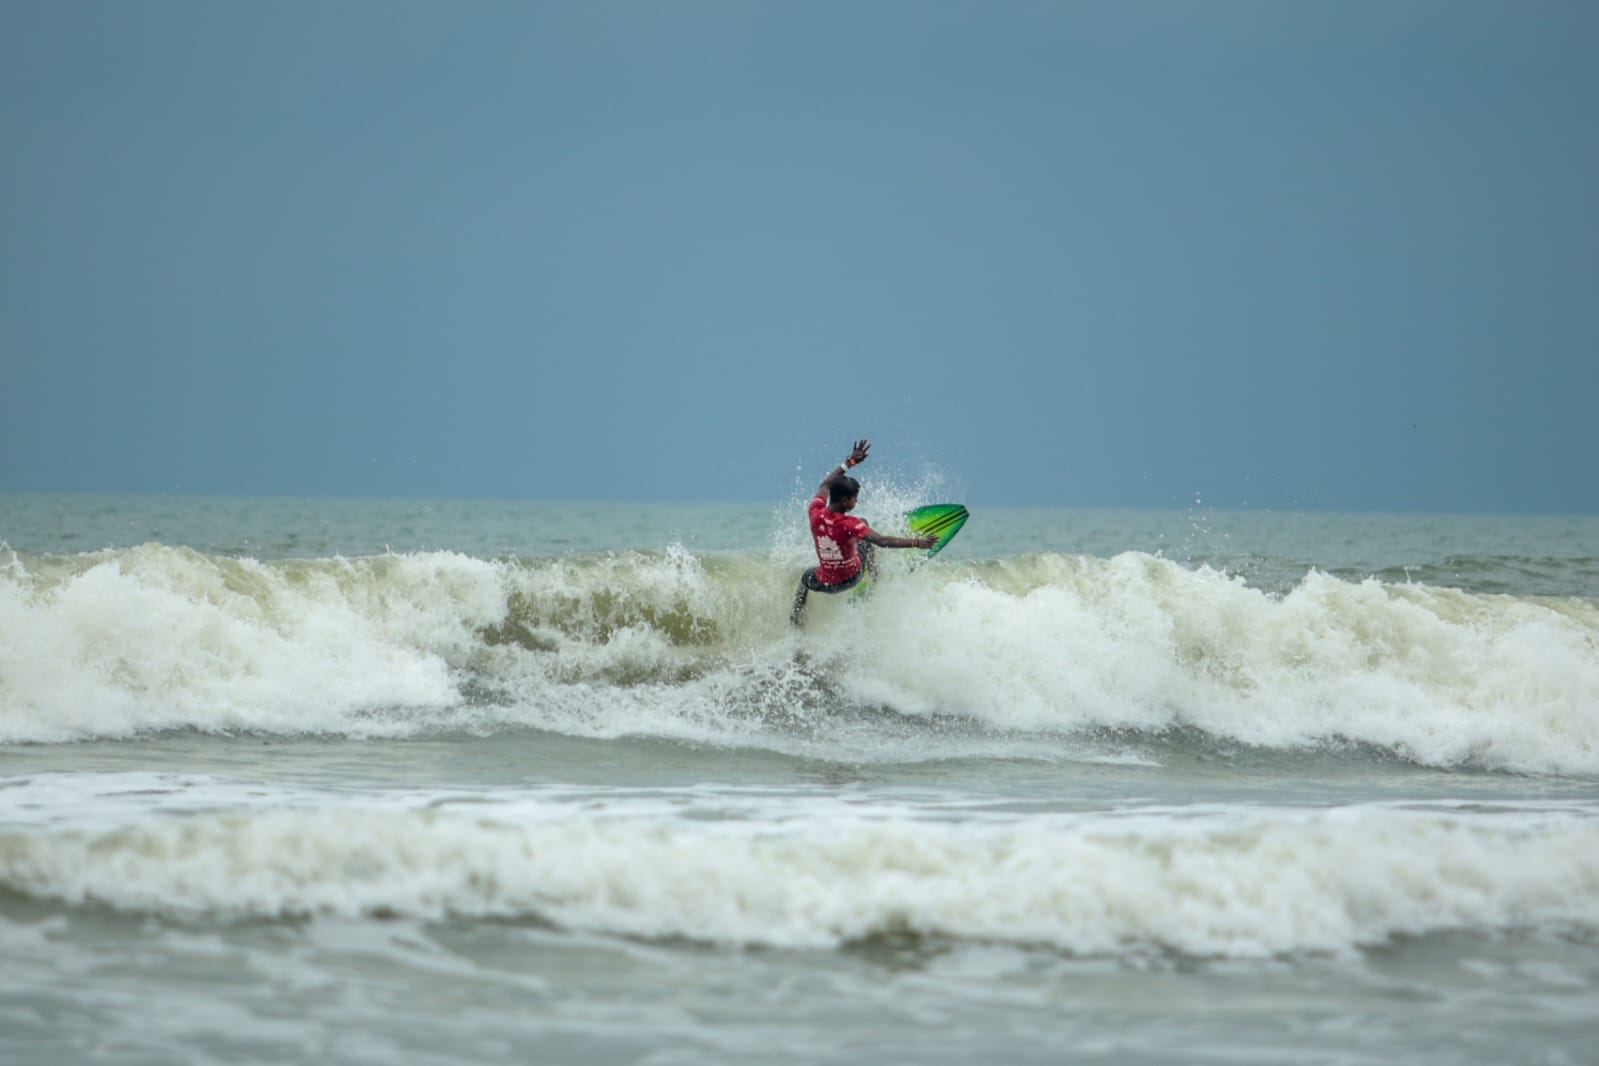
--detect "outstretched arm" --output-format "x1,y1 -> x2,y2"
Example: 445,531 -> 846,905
864,528 -> 939,550
813,438 -> 872,497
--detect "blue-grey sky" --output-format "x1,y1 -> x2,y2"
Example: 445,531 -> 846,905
2,1 -> 1594,511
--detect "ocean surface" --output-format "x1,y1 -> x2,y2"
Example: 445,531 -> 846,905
2,492 -> 1597,1065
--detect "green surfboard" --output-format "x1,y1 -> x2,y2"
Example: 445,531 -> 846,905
905,504 -> 969,558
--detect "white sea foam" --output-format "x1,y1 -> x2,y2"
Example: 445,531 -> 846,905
3,545 -> 1597,775
0,547 -> 504,740
2,787 -> 1595,957
835,557 -> 1599,774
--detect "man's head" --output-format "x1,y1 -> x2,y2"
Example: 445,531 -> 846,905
828,475 -> 860,510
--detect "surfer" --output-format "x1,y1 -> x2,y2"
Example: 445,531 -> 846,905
790,438 -> 937,626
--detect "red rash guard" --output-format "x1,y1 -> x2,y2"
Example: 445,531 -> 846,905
808,494 -> 872,586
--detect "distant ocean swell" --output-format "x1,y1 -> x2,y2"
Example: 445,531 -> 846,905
2,544 -> 1597,775
2,784 -> 1595,956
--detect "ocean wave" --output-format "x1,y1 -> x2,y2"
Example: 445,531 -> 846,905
2,795 -> 1596,957
1367,555 -> 1599,598
2,544 -> 1597,775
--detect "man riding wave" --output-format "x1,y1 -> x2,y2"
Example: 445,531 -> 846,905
790,438 -> 937,626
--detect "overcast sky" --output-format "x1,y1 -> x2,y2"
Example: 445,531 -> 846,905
2,1 -> 1594,511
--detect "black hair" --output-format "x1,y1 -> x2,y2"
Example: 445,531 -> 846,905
828,475 -> 860,505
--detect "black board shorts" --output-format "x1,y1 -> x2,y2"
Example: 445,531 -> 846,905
799,543 -> 876,595
800,566 -> 866,595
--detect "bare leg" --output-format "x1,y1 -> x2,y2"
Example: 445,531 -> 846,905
790,579 -> 810,627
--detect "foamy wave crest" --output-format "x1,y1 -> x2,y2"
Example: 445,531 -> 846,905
838,554 -> 1599,775
3,544 -> 1597,775
0,546 -> 507,740
3,798 -> 1596,956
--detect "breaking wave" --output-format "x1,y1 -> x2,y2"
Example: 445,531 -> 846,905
2,543 -> 1596,775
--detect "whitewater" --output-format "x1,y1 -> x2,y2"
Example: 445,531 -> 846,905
2,494 -> 1597,1065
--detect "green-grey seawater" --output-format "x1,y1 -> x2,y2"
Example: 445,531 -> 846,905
2,494 -> 1597,1065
